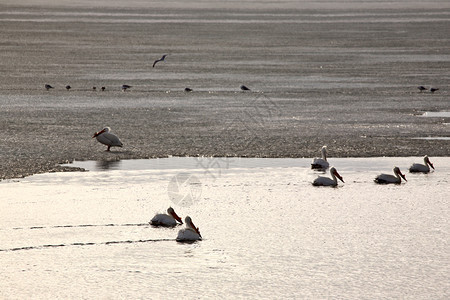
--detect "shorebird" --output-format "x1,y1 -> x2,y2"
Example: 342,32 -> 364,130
417,86 -> 427,92
184,87 -> 193,92
101,86 -> 105,91
409,155 -> 434,173
240,85 -> 251,91
150,207 -> 183,227
374,167 -> 407,184
92,86 -> 97,91
65,85 -> 71,90
153,54 -> 167,68
121,84 -> 131,91
176,216 -> 202,242
430,87 -> 439,93
92,127 -> 123,151
312,167 -> 344,187
44,84 -> 54,91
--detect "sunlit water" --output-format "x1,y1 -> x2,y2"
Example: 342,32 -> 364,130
1,157 -> 448,298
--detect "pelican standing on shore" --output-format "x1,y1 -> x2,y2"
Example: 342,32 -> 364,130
311,146 -> 330,170
153,54 -> 167,67
409,156 -> 435,173
150,207 -> 183,227
92,127 -> 123,151
374,167 -> 407,184
312,167 -> 344,187
176,216 -> 202,242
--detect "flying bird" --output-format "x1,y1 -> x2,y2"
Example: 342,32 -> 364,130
44,84 -> 54,91
417,86 -> 427,92
121,84 -> 131,91
153,54 -> 167,68
92,127 -> 123,151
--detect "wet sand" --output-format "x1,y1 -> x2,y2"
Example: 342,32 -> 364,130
1,1 -> 449,180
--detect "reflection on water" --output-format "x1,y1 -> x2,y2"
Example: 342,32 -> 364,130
95,160 -> 122,170
1,157 -> 449,299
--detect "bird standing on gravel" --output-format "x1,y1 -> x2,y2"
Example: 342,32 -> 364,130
92,127 -> 123,151
430,87 -> 439,93
121,84 -> 131,91
65,85 -> 71,90
45,84 -> 54,91
240,85 -> 250,91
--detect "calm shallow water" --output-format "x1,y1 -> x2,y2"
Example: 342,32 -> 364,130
1,157 -> 448,298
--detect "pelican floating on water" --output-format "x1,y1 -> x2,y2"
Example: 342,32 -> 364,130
409,156 -> 434,173
374,167 -> 407,184
150,207 -> 183,227
311,146 -> 329,170
92,127 -> 123,151
312,167 -> 344,187
176,216 -> 202,242
153,54 -> 167,68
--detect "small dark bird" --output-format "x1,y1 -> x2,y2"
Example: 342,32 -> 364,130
122,84 -> 131,91
153,54 -> 167,68
184,87 -> 193,92
93,86 -> 97,91
65,85 -> 71,90
418,86 -> 427,92
240,85 -> 250,91
44,84 -> 54,91
101,86 -> 106,91
430,87 -> 439,93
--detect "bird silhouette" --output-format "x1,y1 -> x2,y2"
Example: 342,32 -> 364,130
153,54 -> 167,67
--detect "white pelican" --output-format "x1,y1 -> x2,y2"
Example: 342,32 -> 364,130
153,54 -> 167,68
311,146 -> 329,170
92,127 -> 123,151
176,216 -> 202,242
45,84 -> 54,91
409,155 -> 434,173
312,167 -> 344,187
374,167 -> 407,184
240,85 -> 250,91
150,207 -> 183,227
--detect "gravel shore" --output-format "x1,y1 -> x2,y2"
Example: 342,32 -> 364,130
1,2 -> 449,180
